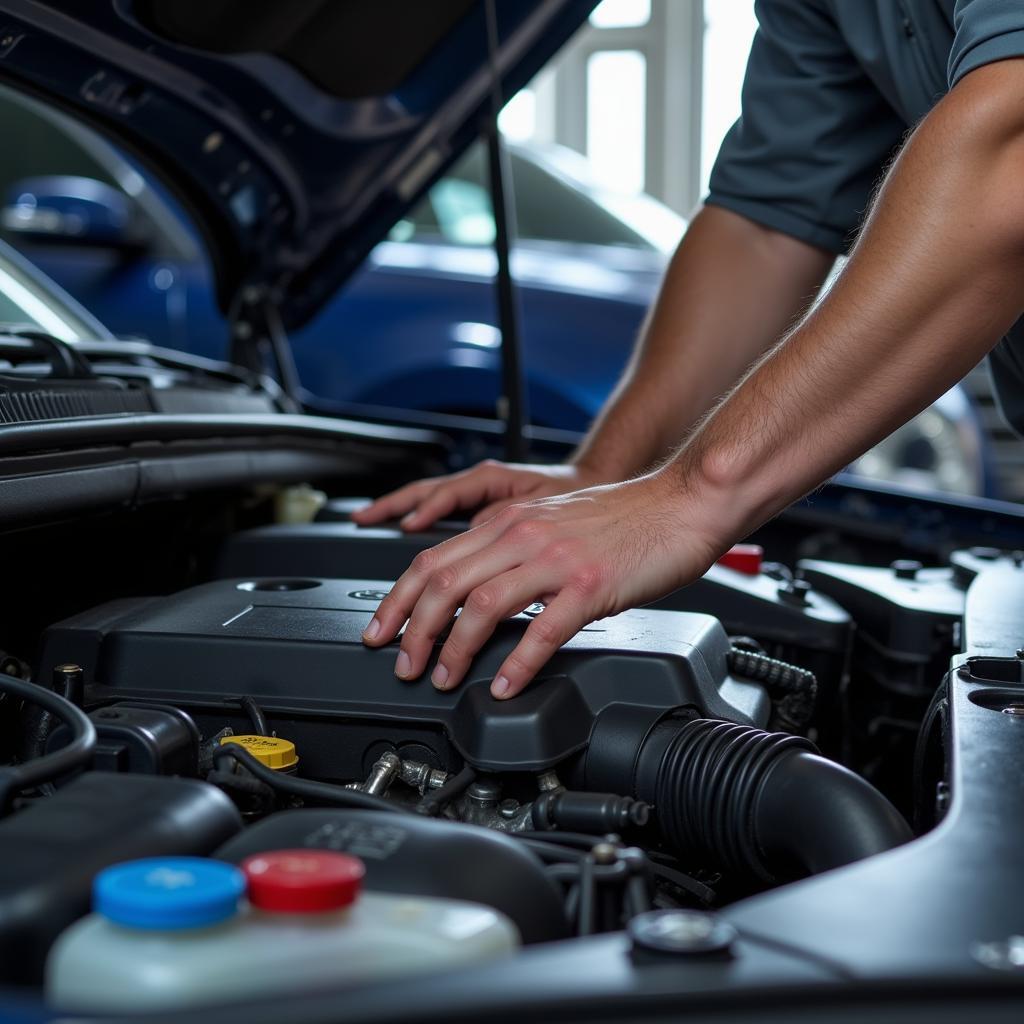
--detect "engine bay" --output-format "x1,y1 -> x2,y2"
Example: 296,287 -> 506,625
2,483 -> 1024,1017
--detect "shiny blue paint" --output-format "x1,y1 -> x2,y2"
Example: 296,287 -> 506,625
21,223 -> 661,431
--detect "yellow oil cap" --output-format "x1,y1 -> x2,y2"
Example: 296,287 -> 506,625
220,734 -> 299,771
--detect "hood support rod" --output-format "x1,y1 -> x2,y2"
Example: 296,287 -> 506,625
485,0 -> 529,462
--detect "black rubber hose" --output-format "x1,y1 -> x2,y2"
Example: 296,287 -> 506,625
416,764 -> 476,816
0,673 -> 96,813
236,695 -> 269,736
642,719 -> 910,882
754,748 -> 914,877
212,743 -> 408,815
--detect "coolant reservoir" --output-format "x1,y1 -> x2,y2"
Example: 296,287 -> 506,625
46,851 -> 519,1013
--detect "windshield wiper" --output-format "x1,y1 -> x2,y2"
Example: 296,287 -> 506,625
0,327 -> 94,380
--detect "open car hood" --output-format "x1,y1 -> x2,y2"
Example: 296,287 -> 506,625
0,0 -> 596,328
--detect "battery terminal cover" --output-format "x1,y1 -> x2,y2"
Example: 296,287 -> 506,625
219,735 -> 298,771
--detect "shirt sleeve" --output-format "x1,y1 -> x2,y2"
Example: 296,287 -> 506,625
949,0 -> 1024,87
706,0 -> 906,255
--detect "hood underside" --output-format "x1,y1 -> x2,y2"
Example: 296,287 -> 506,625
0,0 -> 596,327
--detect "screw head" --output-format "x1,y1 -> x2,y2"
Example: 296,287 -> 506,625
969,546 -> 1002,561
498,798 -> 519,819
778,579 -> 812,606
891,559 -> 923,580
629,910 -> 736,956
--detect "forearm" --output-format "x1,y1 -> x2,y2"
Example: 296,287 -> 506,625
673,60 -> 1024,546
571,205 -> 834,480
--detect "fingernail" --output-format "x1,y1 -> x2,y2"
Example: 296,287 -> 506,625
401,512 -> 417,528
395,650 -> 412,678
431,663 -> 449,688
492,675 -> 510,698
363,617 -> 381,641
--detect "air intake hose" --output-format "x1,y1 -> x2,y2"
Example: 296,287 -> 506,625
591,714 -> 912,883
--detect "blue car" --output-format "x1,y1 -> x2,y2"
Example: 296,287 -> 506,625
0,84 -> 993,496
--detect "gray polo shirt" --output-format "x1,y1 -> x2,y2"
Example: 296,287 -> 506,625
706,0 -> 1024,434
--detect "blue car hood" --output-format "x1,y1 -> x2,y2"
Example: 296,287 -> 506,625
0,0 -> 596,327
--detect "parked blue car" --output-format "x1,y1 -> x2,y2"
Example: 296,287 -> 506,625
0,84 -> 993,496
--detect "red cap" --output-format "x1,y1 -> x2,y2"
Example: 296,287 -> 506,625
242,850 -> 365,914
716,544 -> 764,576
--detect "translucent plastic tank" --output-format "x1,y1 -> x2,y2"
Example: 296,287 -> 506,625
47,850 -> 519,1013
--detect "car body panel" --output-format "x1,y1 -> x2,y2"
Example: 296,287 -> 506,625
0,0 -> 600,325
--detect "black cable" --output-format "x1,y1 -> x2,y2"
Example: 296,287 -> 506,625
0,673 -> 96,814
236,695 -> 269,736
518,838 -> 587,862
515,830 -> 615,849
205,769 -> 275,816
212,743 -> 408,814
416,764 -> 476,816
577,854 -> 596,936
544,861 -> 628,884
620,846 -> 653,921
648,861 -> 716,905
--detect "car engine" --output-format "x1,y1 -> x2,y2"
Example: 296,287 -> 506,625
0,492 -> 1006,1007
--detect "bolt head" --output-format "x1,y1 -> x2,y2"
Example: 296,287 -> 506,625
629,910 -> 736,956
499,798 -> 519,819
969,546 -> 1002,561
891,559 -> 923,580
778,579 -> 812,606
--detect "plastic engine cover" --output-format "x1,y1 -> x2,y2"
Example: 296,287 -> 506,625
215,809 -> 570,944
38,577 -> 769,773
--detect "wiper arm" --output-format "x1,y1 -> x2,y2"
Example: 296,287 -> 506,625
0,327 -> 95,380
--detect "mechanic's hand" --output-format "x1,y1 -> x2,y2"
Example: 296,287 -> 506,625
351,460 -> 606,532
361,471 -> 724,699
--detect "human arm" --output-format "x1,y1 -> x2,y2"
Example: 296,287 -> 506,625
363,58 -> 1024,698
351,205 -> 832,531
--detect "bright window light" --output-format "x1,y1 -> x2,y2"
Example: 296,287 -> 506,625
586,50 -> 646,194
701,0 -> 758,195
0,264 -> 77,340
590,0 -> 651,29
499,89 -> 537,142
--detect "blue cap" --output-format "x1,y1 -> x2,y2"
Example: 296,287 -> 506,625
94,857 -> 245,930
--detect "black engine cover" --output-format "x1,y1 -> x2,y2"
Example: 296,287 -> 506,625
38,578 -> 769,774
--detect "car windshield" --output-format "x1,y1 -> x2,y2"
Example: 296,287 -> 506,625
0,240 -> 99,342
396,140 -> 675,251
